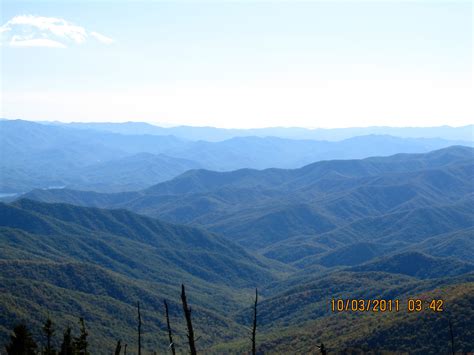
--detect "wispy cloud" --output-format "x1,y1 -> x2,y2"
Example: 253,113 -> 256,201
89,31 -> 115,45
10,36 -> 66,48
0,15 -> 114,48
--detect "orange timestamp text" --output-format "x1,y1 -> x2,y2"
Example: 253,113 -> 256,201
330,298 -> 444,313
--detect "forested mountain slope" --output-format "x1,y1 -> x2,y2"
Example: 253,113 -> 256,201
25,146 -> 474,266
0,199 -> 288,350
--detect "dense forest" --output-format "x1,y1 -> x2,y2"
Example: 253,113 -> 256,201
4,282 -> 473,354
4,285 -> 267,355
1,124 -> 473,353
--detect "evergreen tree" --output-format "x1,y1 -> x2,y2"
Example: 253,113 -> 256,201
59,327 -> 75,355
5,324 -> 38,355
42,317 -> 56,355
74,318 -> 89,355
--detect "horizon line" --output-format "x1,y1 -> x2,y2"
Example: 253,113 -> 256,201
2,117 -> 473,131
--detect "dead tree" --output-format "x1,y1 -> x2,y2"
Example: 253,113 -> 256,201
124,344 -> 127,355
137,302 -> 142,355
164,300 -> 176,355
449,319 -> 455,355
251,288 -> 258,355
181,284 -> 197,355
316,343 -> 327,355
114,340 -> 122,355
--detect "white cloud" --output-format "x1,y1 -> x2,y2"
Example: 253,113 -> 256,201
89,31 -> 115,45
0,15 -> 114,48
10,37 -> 66,48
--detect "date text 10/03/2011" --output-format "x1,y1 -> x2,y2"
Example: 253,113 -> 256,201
330,299 -> 444,313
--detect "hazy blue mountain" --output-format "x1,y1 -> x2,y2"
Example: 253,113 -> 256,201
0,119 -> 186,164
2,119 -> 472,193
313,242 -> 389,267
350,252 -> 474,279
289,198 -> 474,267
24,147 -> 474,268
69,153 -> 202,192
407,227 -> 474,262
45,120 -> 474,142
157,134 -> 474,170
0,120 -> 190,193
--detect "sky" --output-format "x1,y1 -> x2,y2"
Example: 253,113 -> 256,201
0,0 -> 472,129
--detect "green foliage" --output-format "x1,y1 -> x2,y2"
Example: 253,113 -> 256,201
244,283 -> 474,354
0,200 -> 278,351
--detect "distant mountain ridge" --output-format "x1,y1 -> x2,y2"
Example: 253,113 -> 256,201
1,119 -> 472,193
41,120 -> 474,142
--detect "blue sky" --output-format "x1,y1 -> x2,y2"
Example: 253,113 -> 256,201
1,0 -> 472,128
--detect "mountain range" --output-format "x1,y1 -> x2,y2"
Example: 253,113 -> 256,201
1,119 -> 474,353
25,146 -> 474,265
43,120 -> 474,142
1,196 -> 473,352
1,119 -> 472,193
